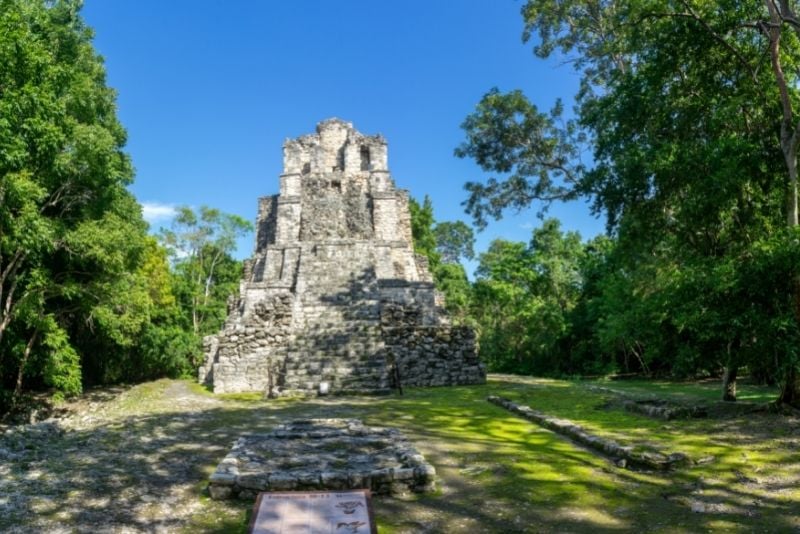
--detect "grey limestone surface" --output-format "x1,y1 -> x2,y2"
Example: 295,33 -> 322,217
208,419 -> 436,499
199,119 -> 486,395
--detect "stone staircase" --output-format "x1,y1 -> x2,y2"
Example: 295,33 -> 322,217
277,255 -> 391,396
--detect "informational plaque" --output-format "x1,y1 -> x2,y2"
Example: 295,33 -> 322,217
248,490 -> 377,534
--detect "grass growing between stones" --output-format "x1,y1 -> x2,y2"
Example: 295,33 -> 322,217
183,377 -> 798,532
3,376 -> 798,533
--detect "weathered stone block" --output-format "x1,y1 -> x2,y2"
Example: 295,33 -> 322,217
208,484 -> 232,500
208,419 -> 434,499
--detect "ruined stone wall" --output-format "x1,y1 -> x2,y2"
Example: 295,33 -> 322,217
200,119 -> 486,395
299,175 -> 373,240
381,300 -> 483,387
199,291 -> 294,394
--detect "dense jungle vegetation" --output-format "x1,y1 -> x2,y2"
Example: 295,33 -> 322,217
5,0 -> 800,414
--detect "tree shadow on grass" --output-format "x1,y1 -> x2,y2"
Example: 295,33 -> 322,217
363,383 -> 800,533
2,379 -> 798,533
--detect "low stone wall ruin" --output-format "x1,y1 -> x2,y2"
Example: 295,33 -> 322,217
585,385 -> 708,420
488,396 -> 690,470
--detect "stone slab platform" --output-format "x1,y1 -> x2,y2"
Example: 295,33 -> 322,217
209,419 -> 436,499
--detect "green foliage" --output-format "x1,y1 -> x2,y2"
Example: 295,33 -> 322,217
454,1 -> 800,399
115,237 -> 201,382
40,317 -> 81,397
408,196 -> 477,321
160,205 -> 251,337
455,89 -> 583,229
431,262 -> 473,322
0,0 -> 140,402
472,220 -> 584,374
0,1 -> 219,412
434,221 -> 475,264
408,196 -> 440,267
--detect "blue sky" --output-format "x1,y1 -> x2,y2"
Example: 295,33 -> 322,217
81,0 -> 604,273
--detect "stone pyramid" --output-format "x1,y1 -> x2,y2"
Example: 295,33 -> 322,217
199,119 -> 486,395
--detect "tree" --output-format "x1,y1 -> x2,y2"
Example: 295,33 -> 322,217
408,196 -> 440,266
455,89 -> 584,229
0,1 -> 205,413
472,219 -> 585,374
750,0 -> 800,404
408,196 -> 477,321
561,235 -> 617,375
0,0 -> 150,406
160,206 -> 252,336
529,219 -> 583,314
472,239 -> 538,371
434,221 -> 475,264
457,0 -> 800,403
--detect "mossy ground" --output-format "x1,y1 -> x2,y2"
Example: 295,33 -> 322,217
2,376 -> 798,533
581,377 -> 779,403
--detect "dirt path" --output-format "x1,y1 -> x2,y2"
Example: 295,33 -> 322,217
1,380 -> 228,533
1,380 -> 480,533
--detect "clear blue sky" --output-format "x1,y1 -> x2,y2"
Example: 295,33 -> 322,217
81,0 -> 604,273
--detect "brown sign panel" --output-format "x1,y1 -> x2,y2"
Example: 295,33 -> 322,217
248,490 -> 377,534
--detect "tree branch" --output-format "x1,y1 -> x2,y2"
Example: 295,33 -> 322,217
639,3 -> 758,82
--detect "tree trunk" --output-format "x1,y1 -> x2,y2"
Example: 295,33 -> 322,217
790,160 -> 799,227
0,250 -> 25,347
779,365 -> 800,406
781,156 -> 800,406
722,365 -> 737,402
192,297 -> 199,335
765,0 -> 800,407
10,330 -> 38,409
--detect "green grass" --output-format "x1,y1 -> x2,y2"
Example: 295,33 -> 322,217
582,377 -> 779,403
377,379 -> 796,532
41,376 -> 797,533
493,379 -> 786,471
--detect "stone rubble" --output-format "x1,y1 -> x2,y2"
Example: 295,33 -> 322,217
200,119 -> 485,395
586,385 -> 708,419
619,398 -> 708,420
208,419 -> 436,499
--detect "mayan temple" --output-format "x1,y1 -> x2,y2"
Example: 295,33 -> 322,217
199,119 -> 486,395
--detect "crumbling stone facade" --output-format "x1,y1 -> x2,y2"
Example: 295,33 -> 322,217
199,119 -> 486,395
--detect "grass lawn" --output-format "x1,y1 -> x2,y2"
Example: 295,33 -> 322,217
580,377 -> 780,404
4,376 -> 797,533
183,376 -> 799,533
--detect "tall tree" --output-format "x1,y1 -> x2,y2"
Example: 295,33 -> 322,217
750,0 -> 800,404
409,196 -> 476,321
434,221 -> 475,264
472,219 -> 584,374
457,0 -> 800,404
160,206 -> 252,336
0,0 -> 149,405
408,196 -> 440,266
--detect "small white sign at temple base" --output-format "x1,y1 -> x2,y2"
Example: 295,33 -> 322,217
248,490 -> 376,534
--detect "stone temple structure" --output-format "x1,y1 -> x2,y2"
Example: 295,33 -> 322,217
199,119 -> 485,395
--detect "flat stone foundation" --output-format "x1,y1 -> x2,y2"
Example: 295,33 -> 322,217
208,419 -> 436,499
